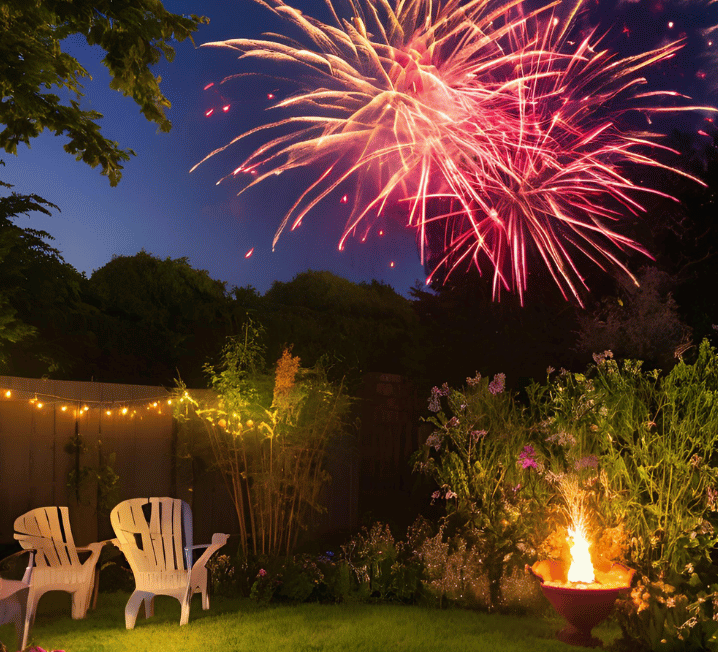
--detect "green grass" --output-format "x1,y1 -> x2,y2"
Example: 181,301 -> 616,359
1,592 -> 622,652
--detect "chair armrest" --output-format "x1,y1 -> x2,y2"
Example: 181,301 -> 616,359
76,541 -> 106,567
0,549 -> 35,584
190,533 -> 229,572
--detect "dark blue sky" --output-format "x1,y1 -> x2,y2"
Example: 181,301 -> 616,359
3,0 -> 716,298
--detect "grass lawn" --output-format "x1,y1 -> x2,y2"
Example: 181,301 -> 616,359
1,592 -> 622,652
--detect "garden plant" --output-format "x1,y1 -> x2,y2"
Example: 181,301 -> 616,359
174,319 -> 353,558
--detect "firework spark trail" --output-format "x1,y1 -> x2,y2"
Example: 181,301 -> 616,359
192,0 -> 716,304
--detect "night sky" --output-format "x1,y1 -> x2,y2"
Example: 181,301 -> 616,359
3,0 -> 716,298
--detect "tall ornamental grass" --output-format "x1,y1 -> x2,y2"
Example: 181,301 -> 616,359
175,320 -> 353,558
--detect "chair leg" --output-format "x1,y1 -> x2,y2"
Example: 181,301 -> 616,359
20,612 -> 32,651
125,591 -> 149,630
144,596 -> 155,618
25,589 -> 42,630
91,566 -> 100,610
14,599 -> 31,652
179,585 -> 192,626
179,598 -> 191,626
13,605 -> 30,650
201,587 -> 210,611
71,588 -> 92,619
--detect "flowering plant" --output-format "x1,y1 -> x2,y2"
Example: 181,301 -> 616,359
412,372 -> 548,610
528,339 -> 718,650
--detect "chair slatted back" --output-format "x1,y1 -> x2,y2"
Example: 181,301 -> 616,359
111,498 -> 190,575
14,507 -> 80,569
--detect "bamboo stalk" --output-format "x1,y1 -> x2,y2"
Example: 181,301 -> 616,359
241,434 -> 257,555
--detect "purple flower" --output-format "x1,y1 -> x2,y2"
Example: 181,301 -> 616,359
488,373 -> 506,395
428,384 -> 451,411
428,389 -> 441,412
574,454 -> 599,471
546,431 -> 576,447
518,445 -> 538,470
445,490 -> 457,499
592,350 -> 614,365
471,429 -> 487,442
706,486 -> 717,510
425,432 -> 442,451
466,372 -> 482,387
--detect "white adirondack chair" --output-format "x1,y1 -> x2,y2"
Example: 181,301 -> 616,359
0,551 -> 34,651
14,506 -> 105,629
110,497 -> 228,629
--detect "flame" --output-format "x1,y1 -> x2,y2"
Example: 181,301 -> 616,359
567,526 -> 595,583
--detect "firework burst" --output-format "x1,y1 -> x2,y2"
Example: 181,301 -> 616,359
192,0 -> 716,304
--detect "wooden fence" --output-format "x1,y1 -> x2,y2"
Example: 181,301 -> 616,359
1,373 -> 425,548
0,376 -> 236,546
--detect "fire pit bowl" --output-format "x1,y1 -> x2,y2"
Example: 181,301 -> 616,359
530,559 -> 634,647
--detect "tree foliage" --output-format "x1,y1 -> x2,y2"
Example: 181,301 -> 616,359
262,270 -> 426,388
0,0 -> 208,185
0,166 -> 94,374
86,250 -> 235,385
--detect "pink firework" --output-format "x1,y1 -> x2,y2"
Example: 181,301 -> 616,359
192,0 -> 715,304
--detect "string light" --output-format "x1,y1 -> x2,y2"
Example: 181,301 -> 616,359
1,386 -> 177,416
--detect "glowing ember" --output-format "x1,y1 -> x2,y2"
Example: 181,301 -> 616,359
193,0 -> 715,304
567,526 -> 595,584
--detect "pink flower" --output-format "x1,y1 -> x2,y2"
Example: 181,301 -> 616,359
258,568 -> 267,577
518,445 -> 538,470
488,373 -> 505,394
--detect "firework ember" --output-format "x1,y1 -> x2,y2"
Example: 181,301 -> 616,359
192,0 -> 715,304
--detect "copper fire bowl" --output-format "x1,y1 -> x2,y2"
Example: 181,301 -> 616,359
530,559 -> 635,647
